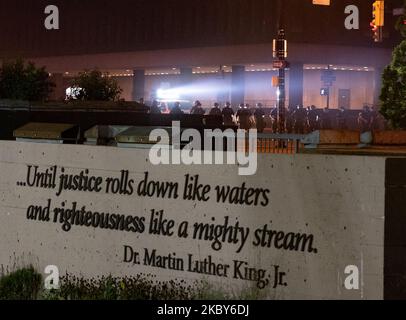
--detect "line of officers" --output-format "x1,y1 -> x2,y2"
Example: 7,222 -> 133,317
147,99 -> 387,134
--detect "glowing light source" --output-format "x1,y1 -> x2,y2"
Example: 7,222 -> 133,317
66,86 -> 83,100
312,0 -> 330,5
157,88 -> 181,100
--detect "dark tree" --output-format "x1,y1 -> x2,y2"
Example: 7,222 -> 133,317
380,1 -> 406,129
396,0 -> 406,38
380,41 -> 406,128
70,70 -> 123,101
0,59 -> 55,101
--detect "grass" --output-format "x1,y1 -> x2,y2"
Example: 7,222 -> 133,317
42,273 -> 199,300
0,267 -> 265,300
0,266 -> 42,300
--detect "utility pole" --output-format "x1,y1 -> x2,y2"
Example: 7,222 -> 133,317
321,65 -> 336,109
275,30 -> 287,133
273,0 -> 288,133
326,65 -> 330,109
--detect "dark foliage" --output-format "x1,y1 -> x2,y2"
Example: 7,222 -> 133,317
0,59 -> 55,101
0,266 -> 42,300
380,40 -> 406,128
70,70 -> 123,101
44,273 -> 200,300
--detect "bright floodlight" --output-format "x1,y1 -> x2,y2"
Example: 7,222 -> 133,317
66,86 -> 83,100
157,88 -> 181,100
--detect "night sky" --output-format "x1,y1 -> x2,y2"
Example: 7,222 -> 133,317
0,0 -> 402,58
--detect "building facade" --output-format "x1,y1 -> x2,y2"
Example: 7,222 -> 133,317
0,0 -> 403,108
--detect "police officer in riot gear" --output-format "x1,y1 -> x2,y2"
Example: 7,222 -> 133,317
209,102 -> 222,116
236,103 -> 252,130
222,102 -> 235,126
254,103 -> 266,133
190,100 -> 205,115
150,99 -> 161,114
293,105 -> 307,134
171,101 -> 184,114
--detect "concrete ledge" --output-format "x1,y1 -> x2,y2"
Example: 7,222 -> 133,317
373,131 -> 406,145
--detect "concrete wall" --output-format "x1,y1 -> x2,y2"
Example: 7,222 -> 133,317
0,141 -> 388,299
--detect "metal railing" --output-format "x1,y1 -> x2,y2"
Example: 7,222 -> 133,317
256,133 -> 305,154
237,133 -> 306,154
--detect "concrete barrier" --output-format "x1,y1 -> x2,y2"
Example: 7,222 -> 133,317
0,141 -> 403,299
373,131 -> 406,145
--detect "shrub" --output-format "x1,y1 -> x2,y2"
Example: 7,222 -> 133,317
381,1 -> 406,129
0,266 -> 42,300
380,40 -> 406,129
0,59 -> 55,101
70,70 -> 122,101
0,267 -> 261,300
43,274 -> 199,300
